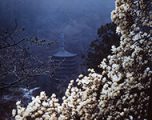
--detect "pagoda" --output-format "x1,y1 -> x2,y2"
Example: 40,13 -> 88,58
52,34 -> 78,82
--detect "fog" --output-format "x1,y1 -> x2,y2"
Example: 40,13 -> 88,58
0,0 -> 114,53
0,1 -> 115,118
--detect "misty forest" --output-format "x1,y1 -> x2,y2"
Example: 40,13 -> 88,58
0,0 -> 152,120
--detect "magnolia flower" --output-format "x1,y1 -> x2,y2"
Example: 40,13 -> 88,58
78,74 -> 83,78
12,109 -> 16,117
16,101 -> 21,106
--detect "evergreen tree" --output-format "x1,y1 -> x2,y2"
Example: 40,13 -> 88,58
87,22 -> 120,73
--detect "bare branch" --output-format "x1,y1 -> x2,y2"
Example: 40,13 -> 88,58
0,39 -> 26,49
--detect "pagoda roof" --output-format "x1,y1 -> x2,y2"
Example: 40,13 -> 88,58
53,49 -> 77,57
53,34 -> 77,57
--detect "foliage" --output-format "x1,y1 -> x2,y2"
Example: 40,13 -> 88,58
13,0 -> 152,120
87,22 -> 120,72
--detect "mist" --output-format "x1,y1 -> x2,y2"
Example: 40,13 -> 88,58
0,0 -> 114,53
0,1 -> 115,118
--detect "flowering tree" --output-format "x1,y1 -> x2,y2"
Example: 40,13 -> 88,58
0,23 -> 54,89
13,0 -> 152,119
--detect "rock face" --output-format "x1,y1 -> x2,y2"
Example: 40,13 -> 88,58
13,0 -> 152,119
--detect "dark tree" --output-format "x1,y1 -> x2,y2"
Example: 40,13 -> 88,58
86,22 -> 120,73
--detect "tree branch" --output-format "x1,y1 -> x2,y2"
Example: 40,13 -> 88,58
0,39 -> 26,49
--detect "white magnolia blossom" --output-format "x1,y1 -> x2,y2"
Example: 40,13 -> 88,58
13,0 -> 152,120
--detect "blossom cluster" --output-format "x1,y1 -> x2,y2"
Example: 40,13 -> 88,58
13,0 -> 152,119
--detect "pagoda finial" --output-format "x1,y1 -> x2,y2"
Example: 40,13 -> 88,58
60,33 -> 65,51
